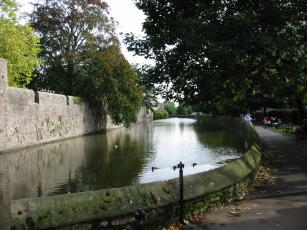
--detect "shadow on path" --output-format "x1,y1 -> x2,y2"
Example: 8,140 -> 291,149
185,126 -> 307,230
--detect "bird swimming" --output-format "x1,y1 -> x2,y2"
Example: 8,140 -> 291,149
151,166 -> 158,172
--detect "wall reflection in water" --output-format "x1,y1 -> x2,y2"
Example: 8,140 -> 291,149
0,118 -> 248,200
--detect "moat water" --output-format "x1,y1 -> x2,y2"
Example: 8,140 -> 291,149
0,118 -> 251,200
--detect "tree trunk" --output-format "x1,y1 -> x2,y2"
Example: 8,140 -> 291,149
295,97 -> 305,125
263,106 -> 267,116
66,63 -> 74,95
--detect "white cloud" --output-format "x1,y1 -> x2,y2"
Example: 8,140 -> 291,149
105,0 -> 153,65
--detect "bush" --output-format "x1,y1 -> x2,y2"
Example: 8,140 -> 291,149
153,109 -> 169,120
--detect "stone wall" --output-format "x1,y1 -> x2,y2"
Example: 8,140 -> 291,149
10,119 -> 262,230
0,59 -> 8,150
0,60 -> 152,153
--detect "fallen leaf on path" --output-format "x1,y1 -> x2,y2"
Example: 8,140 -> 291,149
228,211 -> 241,217
187,213 -> 205,224
250,166 -> 276,190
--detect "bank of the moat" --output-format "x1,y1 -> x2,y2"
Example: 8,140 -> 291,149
7,117 -> 262,229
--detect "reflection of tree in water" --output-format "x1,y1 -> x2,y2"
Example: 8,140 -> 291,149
179,122 -> 185,133
49,124 -> 152,196
4,118 -> 253,198
193,118 -> 252,152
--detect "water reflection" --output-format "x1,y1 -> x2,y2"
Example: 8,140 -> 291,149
0,118 -> 248,200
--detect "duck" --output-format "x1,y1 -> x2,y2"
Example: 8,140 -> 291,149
151,166 -> 158,172
192,163 -> 197,167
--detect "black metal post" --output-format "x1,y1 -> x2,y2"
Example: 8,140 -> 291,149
135,207 -> 145,230
177,161 -> 184,224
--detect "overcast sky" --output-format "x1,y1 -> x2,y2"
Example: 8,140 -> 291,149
16,0 -> 150,65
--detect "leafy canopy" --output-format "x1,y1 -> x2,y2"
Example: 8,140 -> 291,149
82,46 -> 143,126
30,0 -> 119,95
0,0 -> 17,20
30,0 -> 143,125
0,0 -> 41,87
126,0 -> 306,115
164,100 -> 176,115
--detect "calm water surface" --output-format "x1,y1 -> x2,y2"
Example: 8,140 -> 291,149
0,118 -> 250,200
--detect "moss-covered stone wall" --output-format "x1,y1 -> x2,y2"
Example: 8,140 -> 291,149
10,119 -> 262,229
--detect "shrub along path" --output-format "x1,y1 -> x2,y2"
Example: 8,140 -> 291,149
184,126 -> 307,230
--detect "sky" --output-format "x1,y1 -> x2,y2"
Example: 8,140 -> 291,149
16,0 -> 151,65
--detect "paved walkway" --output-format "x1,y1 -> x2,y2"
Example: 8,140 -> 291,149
185,126 -> 307,230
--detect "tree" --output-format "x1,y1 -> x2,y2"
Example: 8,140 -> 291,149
81,46 -> 143,126
30,0 -> 118,95
153,108 -> 168,120
30,0 -> 143,125
0,0 -> 16,19
164,100 -> 176,115
134,64 -> 158,112
0,0 -> 40,87
126,0 -> 306,117
177,104 -> 192,116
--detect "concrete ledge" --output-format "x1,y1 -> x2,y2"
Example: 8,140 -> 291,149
10,121 -> 262,229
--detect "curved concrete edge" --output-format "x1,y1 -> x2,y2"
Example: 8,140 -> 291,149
10,123 -> 262,230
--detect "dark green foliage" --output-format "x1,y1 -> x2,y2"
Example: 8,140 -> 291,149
177,104 -> 192,116
153,109 -> 169,120
81,46 -> 143,126
126,0 -> 306,116
30,0 -> 118,95
135,65 -> 159,112
164,100 -> 177,115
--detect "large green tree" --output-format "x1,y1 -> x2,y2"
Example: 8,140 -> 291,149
0,0 -> 16,19
0,0 -> 41,87
126,0 -> 306,117
81,46 -> 143,126
30,0 -> 118,95
164,100 -> 176,115
30,0 -> 143,125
